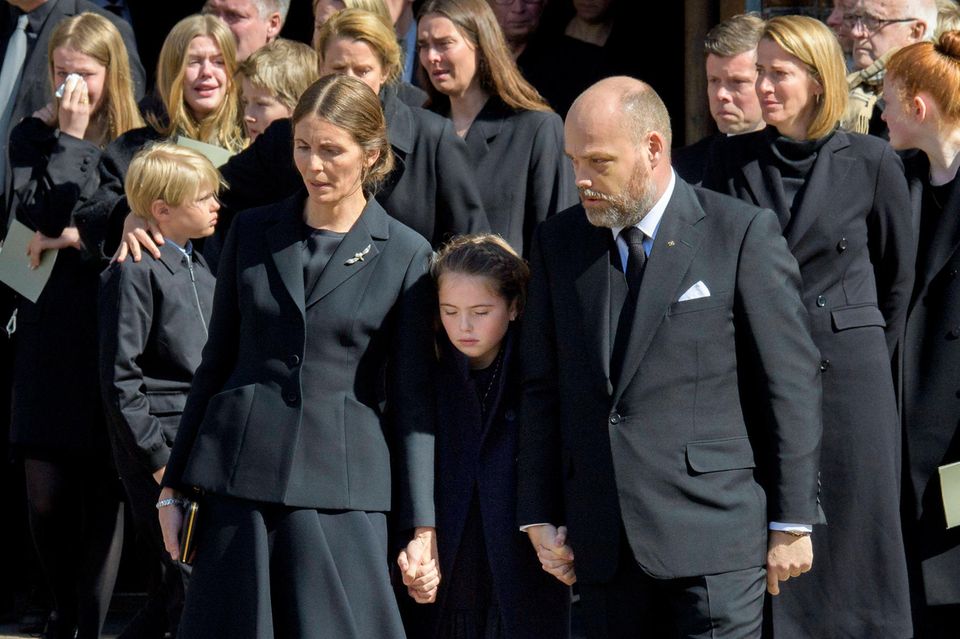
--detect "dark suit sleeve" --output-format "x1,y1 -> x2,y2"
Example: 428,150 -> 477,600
524,113 -> 578,250
73,142 -> 130,258
99,262 -> 170,472
868,144 -> 914,356
517,224 -> 565,526
735,208 -> 823,524
162,220 -> 242,491
432,119 -> 489,244
387,240 -> 437,530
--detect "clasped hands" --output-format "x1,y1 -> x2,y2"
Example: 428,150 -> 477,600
397,526 -> 440,604
526,524 -> 576,585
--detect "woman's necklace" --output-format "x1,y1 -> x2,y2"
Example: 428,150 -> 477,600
478,347 -> 505,411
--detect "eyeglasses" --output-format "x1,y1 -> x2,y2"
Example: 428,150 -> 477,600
841,13 -> 916,33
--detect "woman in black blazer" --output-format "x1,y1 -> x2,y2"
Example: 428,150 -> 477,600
883,32 -> 960,636
7,13 -> 144,639
157,74 -> 438,639
417,0 -> 577,256
701,16 -> 913,639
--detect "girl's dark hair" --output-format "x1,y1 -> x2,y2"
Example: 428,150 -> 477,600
430,234 -> 530,315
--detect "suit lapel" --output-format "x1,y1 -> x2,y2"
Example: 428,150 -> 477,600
305,199 -> 389,308
266,199 -> 306,318
918,172 -> 960,295
574,219 -> 617,390
783,133 -> 854,251
611,182 -> 704,406
376,86 -> 411,202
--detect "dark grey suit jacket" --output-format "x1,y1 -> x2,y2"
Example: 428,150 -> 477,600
162,193 -> 437,530
517,178 -> 823,583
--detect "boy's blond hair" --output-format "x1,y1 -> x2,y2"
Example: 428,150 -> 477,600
125,143 -> 226,222
237,38 -> 320,111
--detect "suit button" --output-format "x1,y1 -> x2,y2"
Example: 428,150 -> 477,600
951,269 -> 959,279
285,391 -> 298,404
819,359 -> 831,371
816,295 -> 826,307
837,238 -> 848,252
287,354 -> 300,366
951,326 -> 960,339
609,412 -> 621,425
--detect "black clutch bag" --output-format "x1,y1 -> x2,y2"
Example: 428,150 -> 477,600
179,500 -> 201,565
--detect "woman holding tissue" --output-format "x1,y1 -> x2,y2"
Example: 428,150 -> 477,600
75,14 -> 245,258
6,12 -> 143,639
700,15 -> 914,639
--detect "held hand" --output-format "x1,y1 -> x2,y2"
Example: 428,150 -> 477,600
26,228 -> 81,269
157,487 -> 184,561
113,213 -> 163,263
397,526 -> 440,603
766,531 -> 813,595
58,75 -> 91,140
526,524 -> 577,585
32,103 -> 56,127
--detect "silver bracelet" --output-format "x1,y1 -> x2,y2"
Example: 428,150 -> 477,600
155,497 -> 187,510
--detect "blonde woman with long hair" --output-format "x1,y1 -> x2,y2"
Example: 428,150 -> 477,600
76,14 -> 245,258
6,12 -> 144,639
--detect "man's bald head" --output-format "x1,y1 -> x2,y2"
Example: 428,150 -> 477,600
850,0 -> 938,68
569,76 -> 673,153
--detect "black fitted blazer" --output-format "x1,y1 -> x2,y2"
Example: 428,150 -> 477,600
518,179 -> 823,584
162,193 -> 437,530
456,98 -> 577,255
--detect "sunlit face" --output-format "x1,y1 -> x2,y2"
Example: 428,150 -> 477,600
417,14 -> 480,99
159,188 -> 220,244
320,37 -> 389,96
182,36 -> 228,119
51,47 -> 107,115
488,0 -> 546,45
880,75 -> 921,150
849,0 -> 922,70
564,107 -> 657,229
240,79 -> 292,142
293,114 -> 377,208
204,0 -> 280,60
439,272 -> 517,369
755,38 -> 822,139
827,0 -> 856,53
706,50 -> 764,134
313,0 -> 346,48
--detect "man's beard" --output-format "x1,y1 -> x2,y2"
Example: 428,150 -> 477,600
581,166 -> 658,229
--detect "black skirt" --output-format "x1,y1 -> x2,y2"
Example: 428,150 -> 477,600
179,495 -> 405,639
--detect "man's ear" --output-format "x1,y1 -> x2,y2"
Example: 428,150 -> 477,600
266,12 -> 282,40
150,199 -> 169,221
648,131 -> 667,168
911,19 -> 929,42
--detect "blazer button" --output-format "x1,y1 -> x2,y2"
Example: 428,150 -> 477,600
609,412 -> 621,425
816,295 -> 827,307
285,391 -> 299,404
950,326 -> 960,339
837,238 -> 848,252
287,354 -> 301,367
951,269 -> 959,279
819,359 -> 831,372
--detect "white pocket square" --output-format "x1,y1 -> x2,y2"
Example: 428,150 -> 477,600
678,281 -> 711,302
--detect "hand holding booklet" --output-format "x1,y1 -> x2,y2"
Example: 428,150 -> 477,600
176,136 -> 233,168
0,219 -> 58,303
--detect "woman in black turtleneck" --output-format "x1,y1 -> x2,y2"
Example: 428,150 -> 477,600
702,15 -> 914,639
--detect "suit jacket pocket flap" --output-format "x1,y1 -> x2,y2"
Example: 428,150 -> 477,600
686,436 -> 756,473
146,391 -> 187,416
830,304 -> 886,331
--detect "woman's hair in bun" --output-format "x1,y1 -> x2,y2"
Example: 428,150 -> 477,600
888,30 -> 960,123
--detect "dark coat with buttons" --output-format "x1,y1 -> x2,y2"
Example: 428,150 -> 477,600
162,192 -> 436,531
701,129 -> 914,638
429,331 -> 569,637
98,242 -> 215,475
7,117 -> 109,454
518,180 -> 823,586
901,153 -> 960,608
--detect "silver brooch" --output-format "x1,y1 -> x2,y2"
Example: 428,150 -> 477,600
344,244 -> 371,265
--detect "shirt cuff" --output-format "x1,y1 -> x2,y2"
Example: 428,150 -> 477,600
769,522 -> 813,533
519,522 -> 550,532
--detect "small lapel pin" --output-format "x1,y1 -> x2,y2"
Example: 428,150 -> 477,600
344,244 -> 371,265
666,240 -> 676,247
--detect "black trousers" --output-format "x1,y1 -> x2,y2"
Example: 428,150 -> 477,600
579,540 -> 765,639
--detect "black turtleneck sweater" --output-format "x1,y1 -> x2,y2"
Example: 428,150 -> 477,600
764,127 -> 835,219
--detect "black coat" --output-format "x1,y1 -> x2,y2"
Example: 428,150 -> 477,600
208,83 -> 487,269
431,332 -> 569,637
1,0 -> 145,216
99,242 -> 215,475
162,193 -> 436,531
902,153 -> 960,607
6,117 -> 107,453
672,133 -> 721,186
518,179 -> 823,585
456,98 -> 577,256
701,129 -> 914,638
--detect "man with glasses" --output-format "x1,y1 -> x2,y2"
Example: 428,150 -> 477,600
488,0 -> 547,58
841,0 -> 937,135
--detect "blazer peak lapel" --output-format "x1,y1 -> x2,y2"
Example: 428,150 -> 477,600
574,221 -> 617,391
784,135 -> 853,251
266,209 -> 306,318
